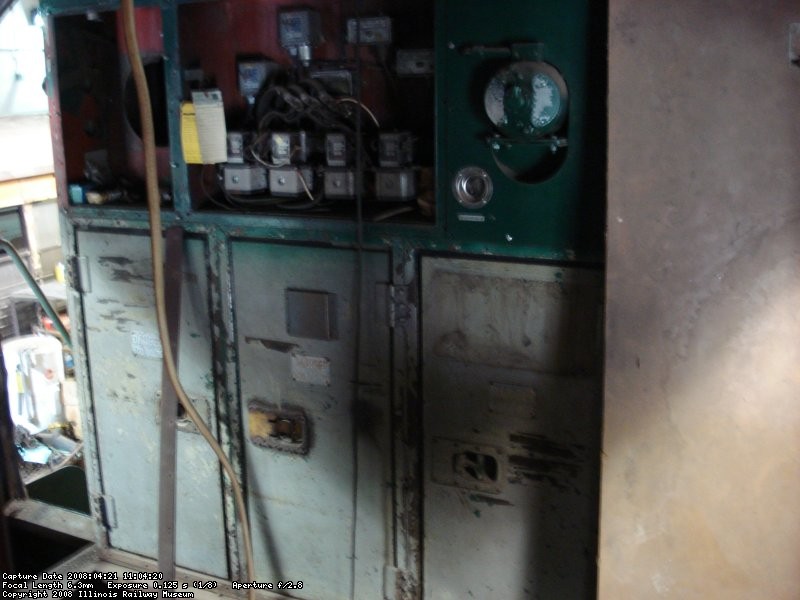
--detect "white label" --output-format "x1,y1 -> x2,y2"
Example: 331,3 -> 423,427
131,330 -> 163,360
457,213 -> 486,222
191,89 -> 228,164
291,354 -> 330,386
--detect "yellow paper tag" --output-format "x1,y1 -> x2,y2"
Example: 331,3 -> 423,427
180,102 -> 203,164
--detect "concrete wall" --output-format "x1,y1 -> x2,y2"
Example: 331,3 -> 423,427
601,2 -> 800,598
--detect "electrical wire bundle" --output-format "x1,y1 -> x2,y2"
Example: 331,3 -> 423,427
253,73 -> 380,136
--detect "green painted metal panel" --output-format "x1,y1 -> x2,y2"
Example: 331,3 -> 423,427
436,0 -> 606,260
43,0 -> 605,262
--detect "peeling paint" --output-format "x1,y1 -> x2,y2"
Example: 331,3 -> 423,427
244,336 -> 299,353
98,256 -> 134,266
468,493 -> 513,507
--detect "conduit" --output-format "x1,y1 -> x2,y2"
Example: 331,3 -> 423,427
119,1 -> 256,594
0,237 -> 71,348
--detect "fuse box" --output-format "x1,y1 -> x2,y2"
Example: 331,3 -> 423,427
42,1 -> 607,598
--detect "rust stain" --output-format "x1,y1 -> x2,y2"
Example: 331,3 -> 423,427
247,400 -> 309,455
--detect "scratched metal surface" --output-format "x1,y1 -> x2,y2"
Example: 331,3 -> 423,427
421,257 -> 603,599
76,230 -> 227,577
232,242 -> 391,599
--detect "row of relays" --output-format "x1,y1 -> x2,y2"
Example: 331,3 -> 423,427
222,130 -> 417,202
211,7 -> 429,206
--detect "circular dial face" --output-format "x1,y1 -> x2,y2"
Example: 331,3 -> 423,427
484,61 -> 568,140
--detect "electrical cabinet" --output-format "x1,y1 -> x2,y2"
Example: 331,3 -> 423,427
43,0 -> 607,597
233,243 -> 392,597
421,258 -> 602,599
75,232 -> 227,576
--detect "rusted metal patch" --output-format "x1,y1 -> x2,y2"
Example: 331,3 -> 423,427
247,400 -> 309,455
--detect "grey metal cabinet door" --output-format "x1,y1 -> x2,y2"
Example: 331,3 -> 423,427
422,257 -> 603,600
232,242 -> 392,600
76,231 -> 227,577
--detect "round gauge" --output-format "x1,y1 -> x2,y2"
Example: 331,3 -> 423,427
484,61 -> 568,140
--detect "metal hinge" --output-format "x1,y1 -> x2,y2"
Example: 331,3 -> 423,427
96,494 -> 117,530
68,255 -> 92,293
388,284 -> 411,329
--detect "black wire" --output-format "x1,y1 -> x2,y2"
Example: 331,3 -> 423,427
199,164 -> 233,211
276,192 -> 325,210
227,192 -> 285,207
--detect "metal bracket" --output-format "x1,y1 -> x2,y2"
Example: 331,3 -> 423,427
157,226 -> 184,580
388,284 -> 411,328
459,41 -> 545,62
487,134 -> 568,152
68,255 -> 91,293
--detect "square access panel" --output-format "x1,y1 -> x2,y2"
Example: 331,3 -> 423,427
285,288 -> 336,340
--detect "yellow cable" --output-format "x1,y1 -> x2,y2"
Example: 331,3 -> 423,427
120,2 -> 256,595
